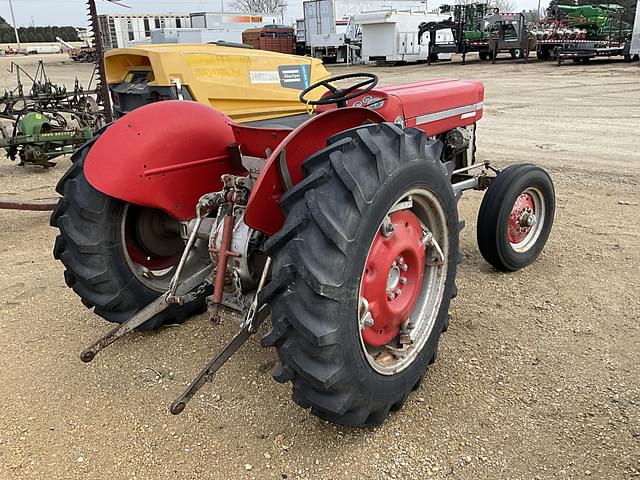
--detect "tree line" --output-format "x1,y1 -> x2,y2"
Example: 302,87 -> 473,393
0,16 -> 79,44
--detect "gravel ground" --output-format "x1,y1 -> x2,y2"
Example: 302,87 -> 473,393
0,54 -> 639,480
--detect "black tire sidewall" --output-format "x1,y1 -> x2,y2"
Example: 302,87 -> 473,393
75,150 -> 168,307
52,140 -> 205,329
480,165 -> 555,271
332,160 -> 458,404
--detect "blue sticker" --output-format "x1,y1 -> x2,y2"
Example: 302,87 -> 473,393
301,64 -> 310,89
278,65 -> 312,90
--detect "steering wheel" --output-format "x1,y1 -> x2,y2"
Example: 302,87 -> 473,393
299,73 -> 379,108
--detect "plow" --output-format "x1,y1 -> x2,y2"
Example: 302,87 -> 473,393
49,48 -> 556,425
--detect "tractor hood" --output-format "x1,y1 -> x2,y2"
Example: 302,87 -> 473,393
105,44 -> 331,123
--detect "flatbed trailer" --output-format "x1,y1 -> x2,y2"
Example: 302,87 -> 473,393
536,39 -> 637,64
422,16 -> 535,64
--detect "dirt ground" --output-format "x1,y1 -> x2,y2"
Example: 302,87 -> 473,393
0,54 -> 638,480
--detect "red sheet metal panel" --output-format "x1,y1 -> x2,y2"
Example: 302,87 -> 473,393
244,107 -> 386,236
84,101 -> 236,221
380,79 -> 484,135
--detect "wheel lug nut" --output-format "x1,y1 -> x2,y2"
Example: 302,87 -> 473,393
401,264 -> 408,272
387,292 -> 395,301
400,277 -> 407,285
397,257 -> 404,265
395,289 -> 402,296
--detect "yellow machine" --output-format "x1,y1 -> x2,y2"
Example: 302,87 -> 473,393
105,44 -> 331,123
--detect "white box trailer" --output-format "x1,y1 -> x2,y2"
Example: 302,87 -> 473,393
631,0 -> 640,55
354,10 -> 453,64
302,0 -> 424,62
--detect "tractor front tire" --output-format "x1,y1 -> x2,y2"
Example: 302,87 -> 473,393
50,140 -> 207,330
263,123 -> 459,426
477,164 -> 555,272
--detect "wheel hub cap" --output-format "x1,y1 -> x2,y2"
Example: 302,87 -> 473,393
508,192 -> 536,244
360,210 -> 426,347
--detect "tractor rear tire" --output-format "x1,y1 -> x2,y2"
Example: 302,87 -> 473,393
50,139 -> 207,330
477,164 -> 555,272
262,123 -> 459,426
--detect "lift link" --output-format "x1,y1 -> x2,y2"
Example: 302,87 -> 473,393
80,190 -> 224,363
169,257 -> 272,415
79,269 -> 212,363
207,173 -> 253,323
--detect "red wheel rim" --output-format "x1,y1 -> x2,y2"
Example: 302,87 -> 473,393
124,226 -> 179,270
123,206 -> 181,271
508,192 -> 536,245
360,210 -> 426,347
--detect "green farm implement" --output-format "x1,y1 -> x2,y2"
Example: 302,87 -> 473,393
0,61 -> 105,167
0,112 -> 93,167
532,3 -> 638,63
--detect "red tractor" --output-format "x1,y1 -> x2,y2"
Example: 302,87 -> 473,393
51,73 -> 555,426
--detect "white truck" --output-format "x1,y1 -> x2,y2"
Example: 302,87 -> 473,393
354,10 -> 454,64
302,0 -> 423,63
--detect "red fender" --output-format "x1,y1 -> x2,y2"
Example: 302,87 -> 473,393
84,101 -> 236,221
244,107 -> 386,236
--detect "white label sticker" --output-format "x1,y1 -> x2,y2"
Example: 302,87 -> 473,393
250,71 -> 280,84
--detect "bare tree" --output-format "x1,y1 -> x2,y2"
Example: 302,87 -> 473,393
231,0 -> 287,15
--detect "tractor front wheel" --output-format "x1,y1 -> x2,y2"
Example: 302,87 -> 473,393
50,140 -> 207,330
476,164 -> 555,271
263,123 -> 459,426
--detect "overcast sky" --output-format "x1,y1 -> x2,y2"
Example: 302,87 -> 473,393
0,0 -> 547,27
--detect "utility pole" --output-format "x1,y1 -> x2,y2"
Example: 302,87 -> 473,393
8,0 -> 21,52
537,0 -> 542,20
86,0 -> 113,122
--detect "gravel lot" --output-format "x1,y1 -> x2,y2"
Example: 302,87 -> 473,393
0,54 -> 638,480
